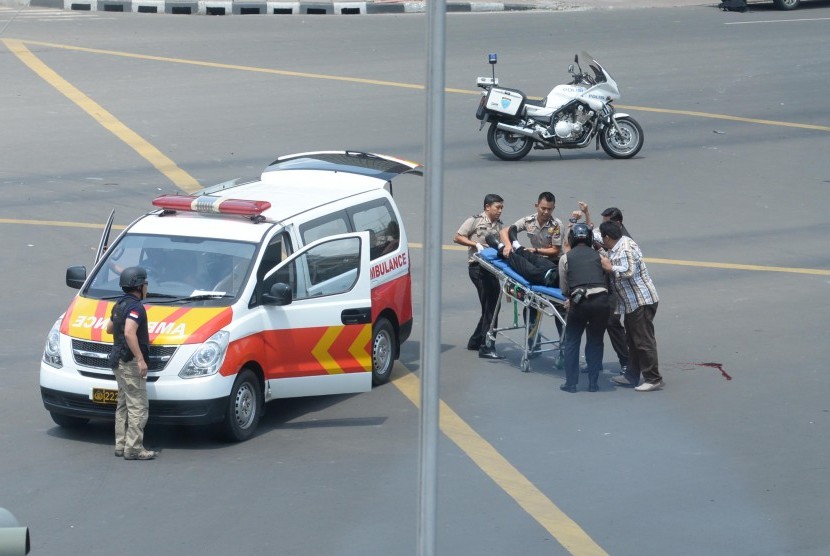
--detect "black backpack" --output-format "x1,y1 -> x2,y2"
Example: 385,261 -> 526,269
719,0 -> 747,11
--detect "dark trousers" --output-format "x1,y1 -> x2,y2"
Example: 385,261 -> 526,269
623,302 -> 661,384
563,293 -> 610,387
607,313 -> 629,367
468,263 -> 500,349
506,249 -> 558,286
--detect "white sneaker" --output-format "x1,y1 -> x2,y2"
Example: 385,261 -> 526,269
634,381 -> 664,392
610,375 -> 634,386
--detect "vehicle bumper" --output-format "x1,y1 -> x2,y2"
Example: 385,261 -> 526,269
398,318 -> 413,346
40,357 -> 233,425
41,387 -> 227,425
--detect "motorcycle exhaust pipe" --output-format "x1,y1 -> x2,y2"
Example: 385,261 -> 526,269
496,121 -> 544,141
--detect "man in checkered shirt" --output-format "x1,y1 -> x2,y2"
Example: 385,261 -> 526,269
599,222 -> 664,392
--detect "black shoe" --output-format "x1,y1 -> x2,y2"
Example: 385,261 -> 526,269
559,384 -> 577,393
467,341 -> 481,351
478,348 -> 504,360
543,269 -> 558,287
588,383 -> 599,392
484,234 -> 502,251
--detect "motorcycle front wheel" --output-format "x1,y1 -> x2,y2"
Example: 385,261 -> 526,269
600,116 -> 644,159
487,121 -> 533,161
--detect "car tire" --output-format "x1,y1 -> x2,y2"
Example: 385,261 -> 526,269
773,0 -> 800,9
371,318 -> 396,386
221,369 -> 263,442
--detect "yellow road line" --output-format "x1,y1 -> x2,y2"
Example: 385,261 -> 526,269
13,39 -> 830,134
615,104 -> 830,133
15,39 -> 426,91
2,39 -> 202,193
409,242 -> 830,276
1,221 -> 826,277
644,257 -> 830,276
0,218 -> 125,229
392,370 -> 608,556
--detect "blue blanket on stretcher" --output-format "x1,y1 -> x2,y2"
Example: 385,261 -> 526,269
480,248 -> 566,302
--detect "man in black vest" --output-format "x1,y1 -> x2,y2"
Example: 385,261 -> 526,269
557,224 -> 611,392
106,266 -> 158,460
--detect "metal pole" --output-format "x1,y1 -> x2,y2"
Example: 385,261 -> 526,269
418,0 -> 446,554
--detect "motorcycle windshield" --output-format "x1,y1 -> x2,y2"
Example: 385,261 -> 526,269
579,51 -> 607,84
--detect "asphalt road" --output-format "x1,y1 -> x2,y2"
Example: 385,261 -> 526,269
1,4 -> 829,556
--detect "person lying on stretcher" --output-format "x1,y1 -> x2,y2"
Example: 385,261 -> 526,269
484,234 -> 559,287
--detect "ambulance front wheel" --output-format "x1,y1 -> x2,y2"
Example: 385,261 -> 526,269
371,318 -> 396,386
221,369 -> 263,442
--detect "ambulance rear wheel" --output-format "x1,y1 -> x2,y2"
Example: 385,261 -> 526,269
371,318 -> 396,386
50,412 -> 89,428
222,369 -> 262,442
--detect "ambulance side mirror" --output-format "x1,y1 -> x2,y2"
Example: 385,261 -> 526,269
66,266 -> 87,289
262,283 -> 292,306
0,508 -> 30,555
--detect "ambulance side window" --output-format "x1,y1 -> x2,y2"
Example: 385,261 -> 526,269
348,199 -> 399,260
263,236 -> 360,303
299,211 -> 351,246
257,232 -> 292,283
253,233 -> 293,306
300,237 -> 360,299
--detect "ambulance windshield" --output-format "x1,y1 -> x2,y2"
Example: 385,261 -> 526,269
87,234 -> 257,305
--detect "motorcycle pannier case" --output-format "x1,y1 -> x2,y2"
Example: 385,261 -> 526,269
485,87 -> 525,117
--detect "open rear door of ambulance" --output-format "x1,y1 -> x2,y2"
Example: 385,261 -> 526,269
259,231 -> 374,400
94,210 -> 116,265
260,151 -> 423,190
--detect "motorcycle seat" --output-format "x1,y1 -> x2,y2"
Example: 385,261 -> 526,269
524,98 -> 545,107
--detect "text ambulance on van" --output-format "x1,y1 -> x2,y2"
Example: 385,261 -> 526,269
40,151 -> 421,441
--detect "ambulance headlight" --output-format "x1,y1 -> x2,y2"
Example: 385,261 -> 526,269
179,331 -> 229,379
43,320 -> 63,368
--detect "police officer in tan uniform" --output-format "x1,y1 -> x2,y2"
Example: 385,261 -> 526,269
497,192 -> 565,350
454,194 -> 505,359
498,192 -> 564,261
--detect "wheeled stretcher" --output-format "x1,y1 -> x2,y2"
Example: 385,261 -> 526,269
473,247 -> 567,372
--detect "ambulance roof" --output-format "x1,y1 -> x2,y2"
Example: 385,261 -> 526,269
136,151 -> 422,242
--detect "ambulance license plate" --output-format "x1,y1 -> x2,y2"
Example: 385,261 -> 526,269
92,387 -> 118,405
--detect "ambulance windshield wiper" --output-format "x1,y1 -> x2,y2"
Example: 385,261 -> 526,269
177,293 -> 233,303
145,292 -> 232,304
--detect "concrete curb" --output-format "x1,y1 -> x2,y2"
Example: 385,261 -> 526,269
21,0 -> 546,13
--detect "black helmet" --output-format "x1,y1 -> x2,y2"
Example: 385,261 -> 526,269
568,223 -> 592,248
120,266 -> 148,290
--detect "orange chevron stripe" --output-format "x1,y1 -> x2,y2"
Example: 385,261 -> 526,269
348,325 -> 372,372
311,326 -> 344,374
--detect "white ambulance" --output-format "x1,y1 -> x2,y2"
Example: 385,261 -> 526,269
40,151 -> 421,441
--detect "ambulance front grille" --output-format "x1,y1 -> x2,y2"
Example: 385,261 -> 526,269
71,340 -> 177,372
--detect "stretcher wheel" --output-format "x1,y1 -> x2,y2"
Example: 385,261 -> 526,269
554,352 -> 565,370
520,358 -> 530,373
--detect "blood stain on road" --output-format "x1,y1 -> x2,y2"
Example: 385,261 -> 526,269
693,362 -> 732,381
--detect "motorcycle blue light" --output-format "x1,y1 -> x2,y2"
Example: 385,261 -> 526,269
488,53 -> 497,64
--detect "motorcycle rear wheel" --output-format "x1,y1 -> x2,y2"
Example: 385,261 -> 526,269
487,121 -> 533,161
600,116 -> 644,159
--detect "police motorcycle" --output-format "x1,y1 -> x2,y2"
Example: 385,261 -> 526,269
475,51 -> 644,161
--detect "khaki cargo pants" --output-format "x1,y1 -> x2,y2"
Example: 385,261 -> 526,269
113,359 -> 149,455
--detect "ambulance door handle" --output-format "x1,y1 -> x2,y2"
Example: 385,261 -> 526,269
341,308 -> 371,325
